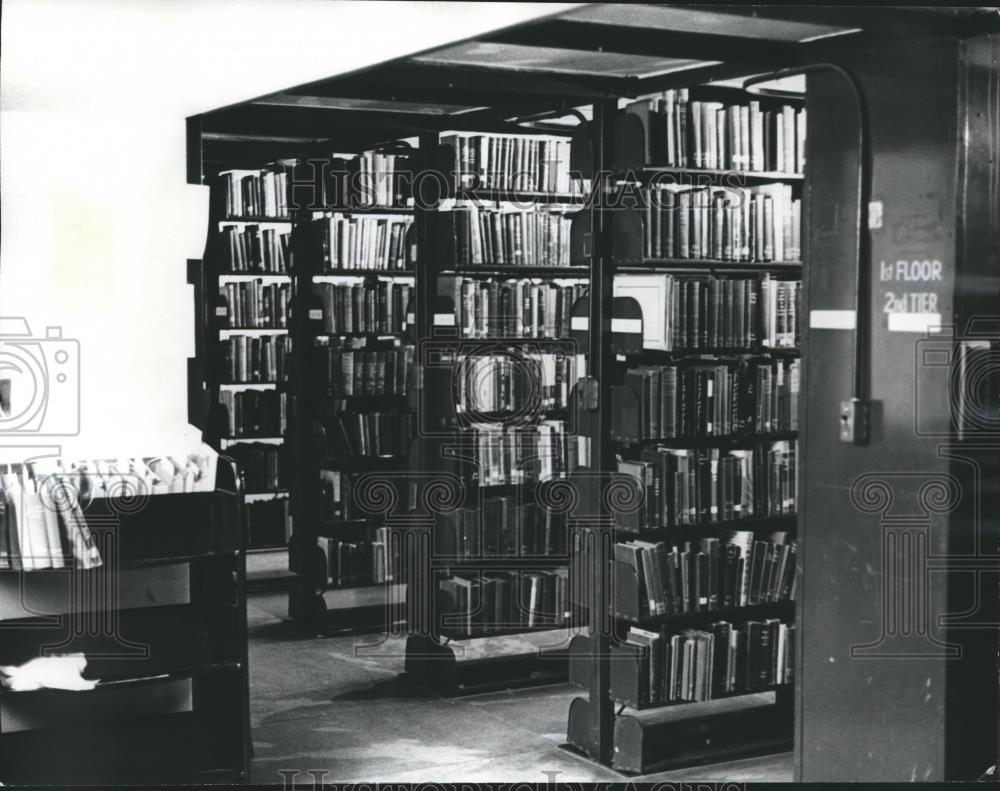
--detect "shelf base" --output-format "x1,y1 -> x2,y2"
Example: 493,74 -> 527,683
404,631 -> 572,697
566,686 -> 792,775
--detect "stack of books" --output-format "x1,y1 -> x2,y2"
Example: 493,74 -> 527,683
306,213 -> 414,271
642,184 -> 801,262
436,205 -> 574,267
313,280 -> 412,336
217,390 -> 287,438
434,498 -> 568,558
440,132 -> 577,193
614,532 -> 797,618
621,358 -> 799,440
316,342 -> 414,398
224,442 -> 284,492
632,91 -> 806,174
448,278 -> 588,339
455,351 -> 582,414
438,568 -> 571,637
616,618 -> 795,707
223,280 -> 291,328
616,440 -> 797,529
220,224 -> 290,273
218,167 -> 291,218
221,335 -> 291,383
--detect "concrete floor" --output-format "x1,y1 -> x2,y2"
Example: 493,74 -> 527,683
247,591 -> 793,783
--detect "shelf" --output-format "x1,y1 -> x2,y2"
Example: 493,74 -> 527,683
219,215 -> 292,224
245,489 -> 289,502
221,436 -> 284,444
218,381 -> 285,388
625,259 -> 802,273
314,270 -> 415,278
218,327 -> 288,336
432,557 -> 571,571
448,189 -> 585,204
320,455 -> 406,469
615,684 -> 791,712
621,513 -> 798,541
316,205 -> 413,214
439,266 -> 589,277
218,273 -> 291,282
619,431 -> 798,449
614,600 -> 794,629
621,346 -> 800,360
638,166 -> 804,184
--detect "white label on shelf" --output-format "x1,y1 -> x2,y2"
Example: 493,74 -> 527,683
888,312 -> 942,333
612,318 -> 642,334
308,308 -> 323,320
434,313 -> 456,326
407,313 -> 415,325
810,310 -> 856,330
868,201 -> 884,229
571,316 -> 589,331
214,307 -> 228,317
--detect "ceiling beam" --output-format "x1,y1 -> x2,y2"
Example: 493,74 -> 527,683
485,19 -> 800,67
705,5 -> 997,40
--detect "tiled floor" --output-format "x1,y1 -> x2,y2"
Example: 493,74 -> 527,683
247,592 -> 793,783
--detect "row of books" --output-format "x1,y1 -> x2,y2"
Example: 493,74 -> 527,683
218,390 -> 288,438
324,151 -> 413,209
615,274 -> 800,350
454,351 -> 583,415
438,568 -> 571,637
305,213 -> 414,271
247,498 -> 291,550
317,530 -> 400,587
217,167 -> 291,219
313,281 -> 413,336
617,441 -> 797,530
0,472 -> 101,570
447,278 -> 588,339
468,421 -> 589,487
440,132 -> 577,194
616,619 -> 795,707
642,185 -> 801,262
225,442 -> 284,493
621,358 -> 800,441
219,224 -> 290,273
315,342 -> 414,398
222,281 -> 291,329
434,205 -> 574,268
321,413 -> 412,458
634,91 -> 806,174
434,499 -> 569,559
220,335 -> 291,384
614,533 -> 797,619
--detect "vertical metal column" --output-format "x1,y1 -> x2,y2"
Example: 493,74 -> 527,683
586,99 -> 618,766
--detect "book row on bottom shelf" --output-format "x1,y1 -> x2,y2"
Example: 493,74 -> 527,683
615,274 -> 800,351
614,532 -> 797,621
220,334 -> 291,384
438,567 -> 571,638
317,527 -> 401,588
222,279 -> 291,329
614,618 -> 795,708
219,222 -> 291,273
617,440 -> 797,530
620,357 -> 799,441
218,390 -> 288,438
434,497 -> 569,559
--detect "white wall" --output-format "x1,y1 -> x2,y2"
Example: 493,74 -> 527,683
0,0 -> 573,461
